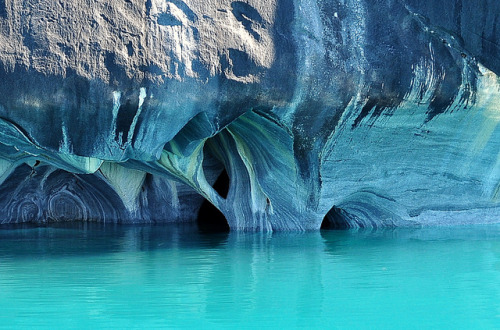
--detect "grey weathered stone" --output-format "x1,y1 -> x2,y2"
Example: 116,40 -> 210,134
0,0 -> 499,230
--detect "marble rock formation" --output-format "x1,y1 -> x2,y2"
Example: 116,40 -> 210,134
0,0 -> 499,230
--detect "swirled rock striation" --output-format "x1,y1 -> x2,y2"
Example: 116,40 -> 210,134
0,0 -> 499,230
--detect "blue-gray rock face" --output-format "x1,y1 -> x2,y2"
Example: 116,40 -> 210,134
0,0 -> 499,230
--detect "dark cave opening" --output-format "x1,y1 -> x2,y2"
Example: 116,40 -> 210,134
321,206 -> 352,230
212,168 -> 230,199
197,170 -> 230,233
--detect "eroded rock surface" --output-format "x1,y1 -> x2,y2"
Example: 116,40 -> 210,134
0,0 -> 499,230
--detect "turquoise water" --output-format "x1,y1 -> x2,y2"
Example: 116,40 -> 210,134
0,224 -> 499,328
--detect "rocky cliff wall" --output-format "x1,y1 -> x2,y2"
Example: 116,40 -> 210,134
0,0 -> 499,230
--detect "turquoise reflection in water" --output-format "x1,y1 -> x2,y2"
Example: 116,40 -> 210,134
0,223 -> 499,328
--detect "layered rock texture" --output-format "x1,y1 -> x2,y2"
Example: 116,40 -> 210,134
0,0 -> 499,230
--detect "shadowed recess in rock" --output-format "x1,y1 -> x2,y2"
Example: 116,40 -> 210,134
321,206 -> 354,230
197,170 -> 230,233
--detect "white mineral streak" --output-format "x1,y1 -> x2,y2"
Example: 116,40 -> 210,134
403,44 -> 443,106
110,91 -> 121,142
126,87 -> 147,146
60,124 -> 71,154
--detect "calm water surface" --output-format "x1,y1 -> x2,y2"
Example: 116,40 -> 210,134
0,223 -> 499,328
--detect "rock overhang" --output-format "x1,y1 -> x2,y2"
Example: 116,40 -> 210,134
0,0 -> 498,230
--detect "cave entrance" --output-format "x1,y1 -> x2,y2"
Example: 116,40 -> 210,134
197,169 -> 230,233
321,206 -> 352,230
